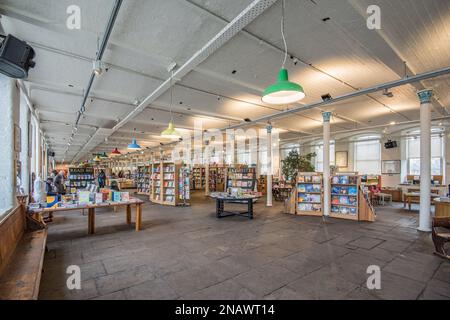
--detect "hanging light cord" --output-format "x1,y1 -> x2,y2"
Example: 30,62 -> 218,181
169,70 -> 174,122
281,0 -> 288,69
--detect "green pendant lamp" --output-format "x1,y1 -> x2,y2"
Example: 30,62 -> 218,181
262,0 -> 305,105
161,70 -> 181,139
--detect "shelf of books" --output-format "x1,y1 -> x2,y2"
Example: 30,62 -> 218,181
68,167 -> 95,193
257,175 -> 267,195
330,173 -> 359,221
179,166 -> 191,206
226,166 -> 256,190
297,173 -> 323,217
149,162 -> 183,206
136,165 -> 152,195
208,165 -> 226,192
150,163 -> 161,203
192,166 -> 205,190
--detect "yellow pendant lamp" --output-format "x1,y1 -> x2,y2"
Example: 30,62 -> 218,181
161,70 -> 181,139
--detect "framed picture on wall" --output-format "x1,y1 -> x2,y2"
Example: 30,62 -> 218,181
335,151 -> 348,168
14,124 -> 21,152
382,160 -> 401,174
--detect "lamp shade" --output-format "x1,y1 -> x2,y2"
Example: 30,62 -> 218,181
127,139 -> 141,150
100,152 -> 108,159
262,68 -> 305,105
161,121 -> 181,139
110,148 -> 121,156
93,155 -> 101,162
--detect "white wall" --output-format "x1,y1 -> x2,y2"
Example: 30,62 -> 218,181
381,138 -> 402,187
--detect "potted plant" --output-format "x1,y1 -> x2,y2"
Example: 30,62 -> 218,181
281,150 -> 316,183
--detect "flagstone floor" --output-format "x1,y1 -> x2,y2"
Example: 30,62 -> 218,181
39,192 -> 450,300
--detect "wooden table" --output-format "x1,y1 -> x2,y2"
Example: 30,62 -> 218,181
403,192 -> 439,211
210,195 -> 260,220
28,199 -> 144,234
375,193 -> 392,206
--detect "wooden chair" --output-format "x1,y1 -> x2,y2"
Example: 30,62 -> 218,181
432,217 -> 450,260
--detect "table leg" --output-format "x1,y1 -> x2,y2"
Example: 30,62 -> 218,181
126,204 -> 131,225
408,197 -> 411,211
216,199 -> 220,218
88,208 -> 95,235
248,199 -> 253,220
135,204 -> 142,231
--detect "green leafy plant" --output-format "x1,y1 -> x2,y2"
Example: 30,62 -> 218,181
281,150 -> 316,182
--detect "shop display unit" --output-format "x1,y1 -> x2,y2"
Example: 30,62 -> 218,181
258,175 -> 267,195
179,166 -> 191,206
226,166 -> 256,191
360,175 -> 381,189
150,162 -> 183,206
330,173 -> 359,221
192,166 -> 205,190
136,165 -> 151,195
296,173 -> 323,216
68,166 -> 95,193
208,165 -> 226,192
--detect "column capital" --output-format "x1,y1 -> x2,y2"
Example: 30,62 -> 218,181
417,89 -> 433,104
322,111 -> 332,123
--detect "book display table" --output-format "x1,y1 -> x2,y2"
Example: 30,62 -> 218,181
27,198 -> 144,234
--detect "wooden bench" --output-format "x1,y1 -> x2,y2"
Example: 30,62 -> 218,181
432,217 -> 450,260
0,205 -> 47,300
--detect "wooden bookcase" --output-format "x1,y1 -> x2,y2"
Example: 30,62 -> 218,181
68,166 -> 95,193
208,165 -> 226,192
258,175 -> 267,195
226,166 -> 256,191
136,165 -> 152,195
296,173 -> 323,217
149,162 -> 183,206
192,166 -> 205,190
330,173 -> 359,221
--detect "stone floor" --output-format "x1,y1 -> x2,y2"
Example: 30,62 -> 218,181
39,192 -> 450,300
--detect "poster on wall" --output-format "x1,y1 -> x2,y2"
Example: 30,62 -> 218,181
335,151 -> 348,168
382,160 -> 401,174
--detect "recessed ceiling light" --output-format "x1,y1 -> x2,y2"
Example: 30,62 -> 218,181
390,121 -> 396,125
322,17 -> 331,22
68,84 -> 74,87
232,70 -> 237,74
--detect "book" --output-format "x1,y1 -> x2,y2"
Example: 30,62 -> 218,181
78,191 -> 91,204
121,192 -> 130,202
95,193 -> 103,204
113,192 -> 121,202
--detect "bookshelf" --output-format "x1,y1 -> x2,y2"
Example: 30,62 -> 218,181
68,167 -> 95,193
192,166 -> 205,190
149,162 -> 184,206
296,173 -> 323,217
258,175 -> 267,195
330,173 -> 359,221
136,165 -> 151,195
179,166 -> 191,206
208,165 -> 226,192
226,166 -> 256,191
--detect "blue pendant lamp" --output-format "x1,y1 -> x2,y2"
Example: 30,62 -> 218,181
262,0 -> 305,105
128,138 -> 141,150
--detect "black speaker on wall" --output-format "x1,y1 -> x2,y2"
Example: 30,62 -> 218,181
384,140 -> 398,149
0,34 -> 36,79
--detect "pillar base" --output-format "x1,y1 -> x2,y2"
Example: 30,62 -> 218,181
417,227 -> 431,233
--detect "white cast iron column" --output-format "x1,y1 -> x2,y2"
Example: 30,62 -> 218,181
322,112 -> 332,217
418,89 -> 433,232
267,124 -> 273,207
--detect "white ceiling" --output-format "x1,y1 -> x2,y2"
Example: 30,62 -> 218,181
1,0 -> 450,162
